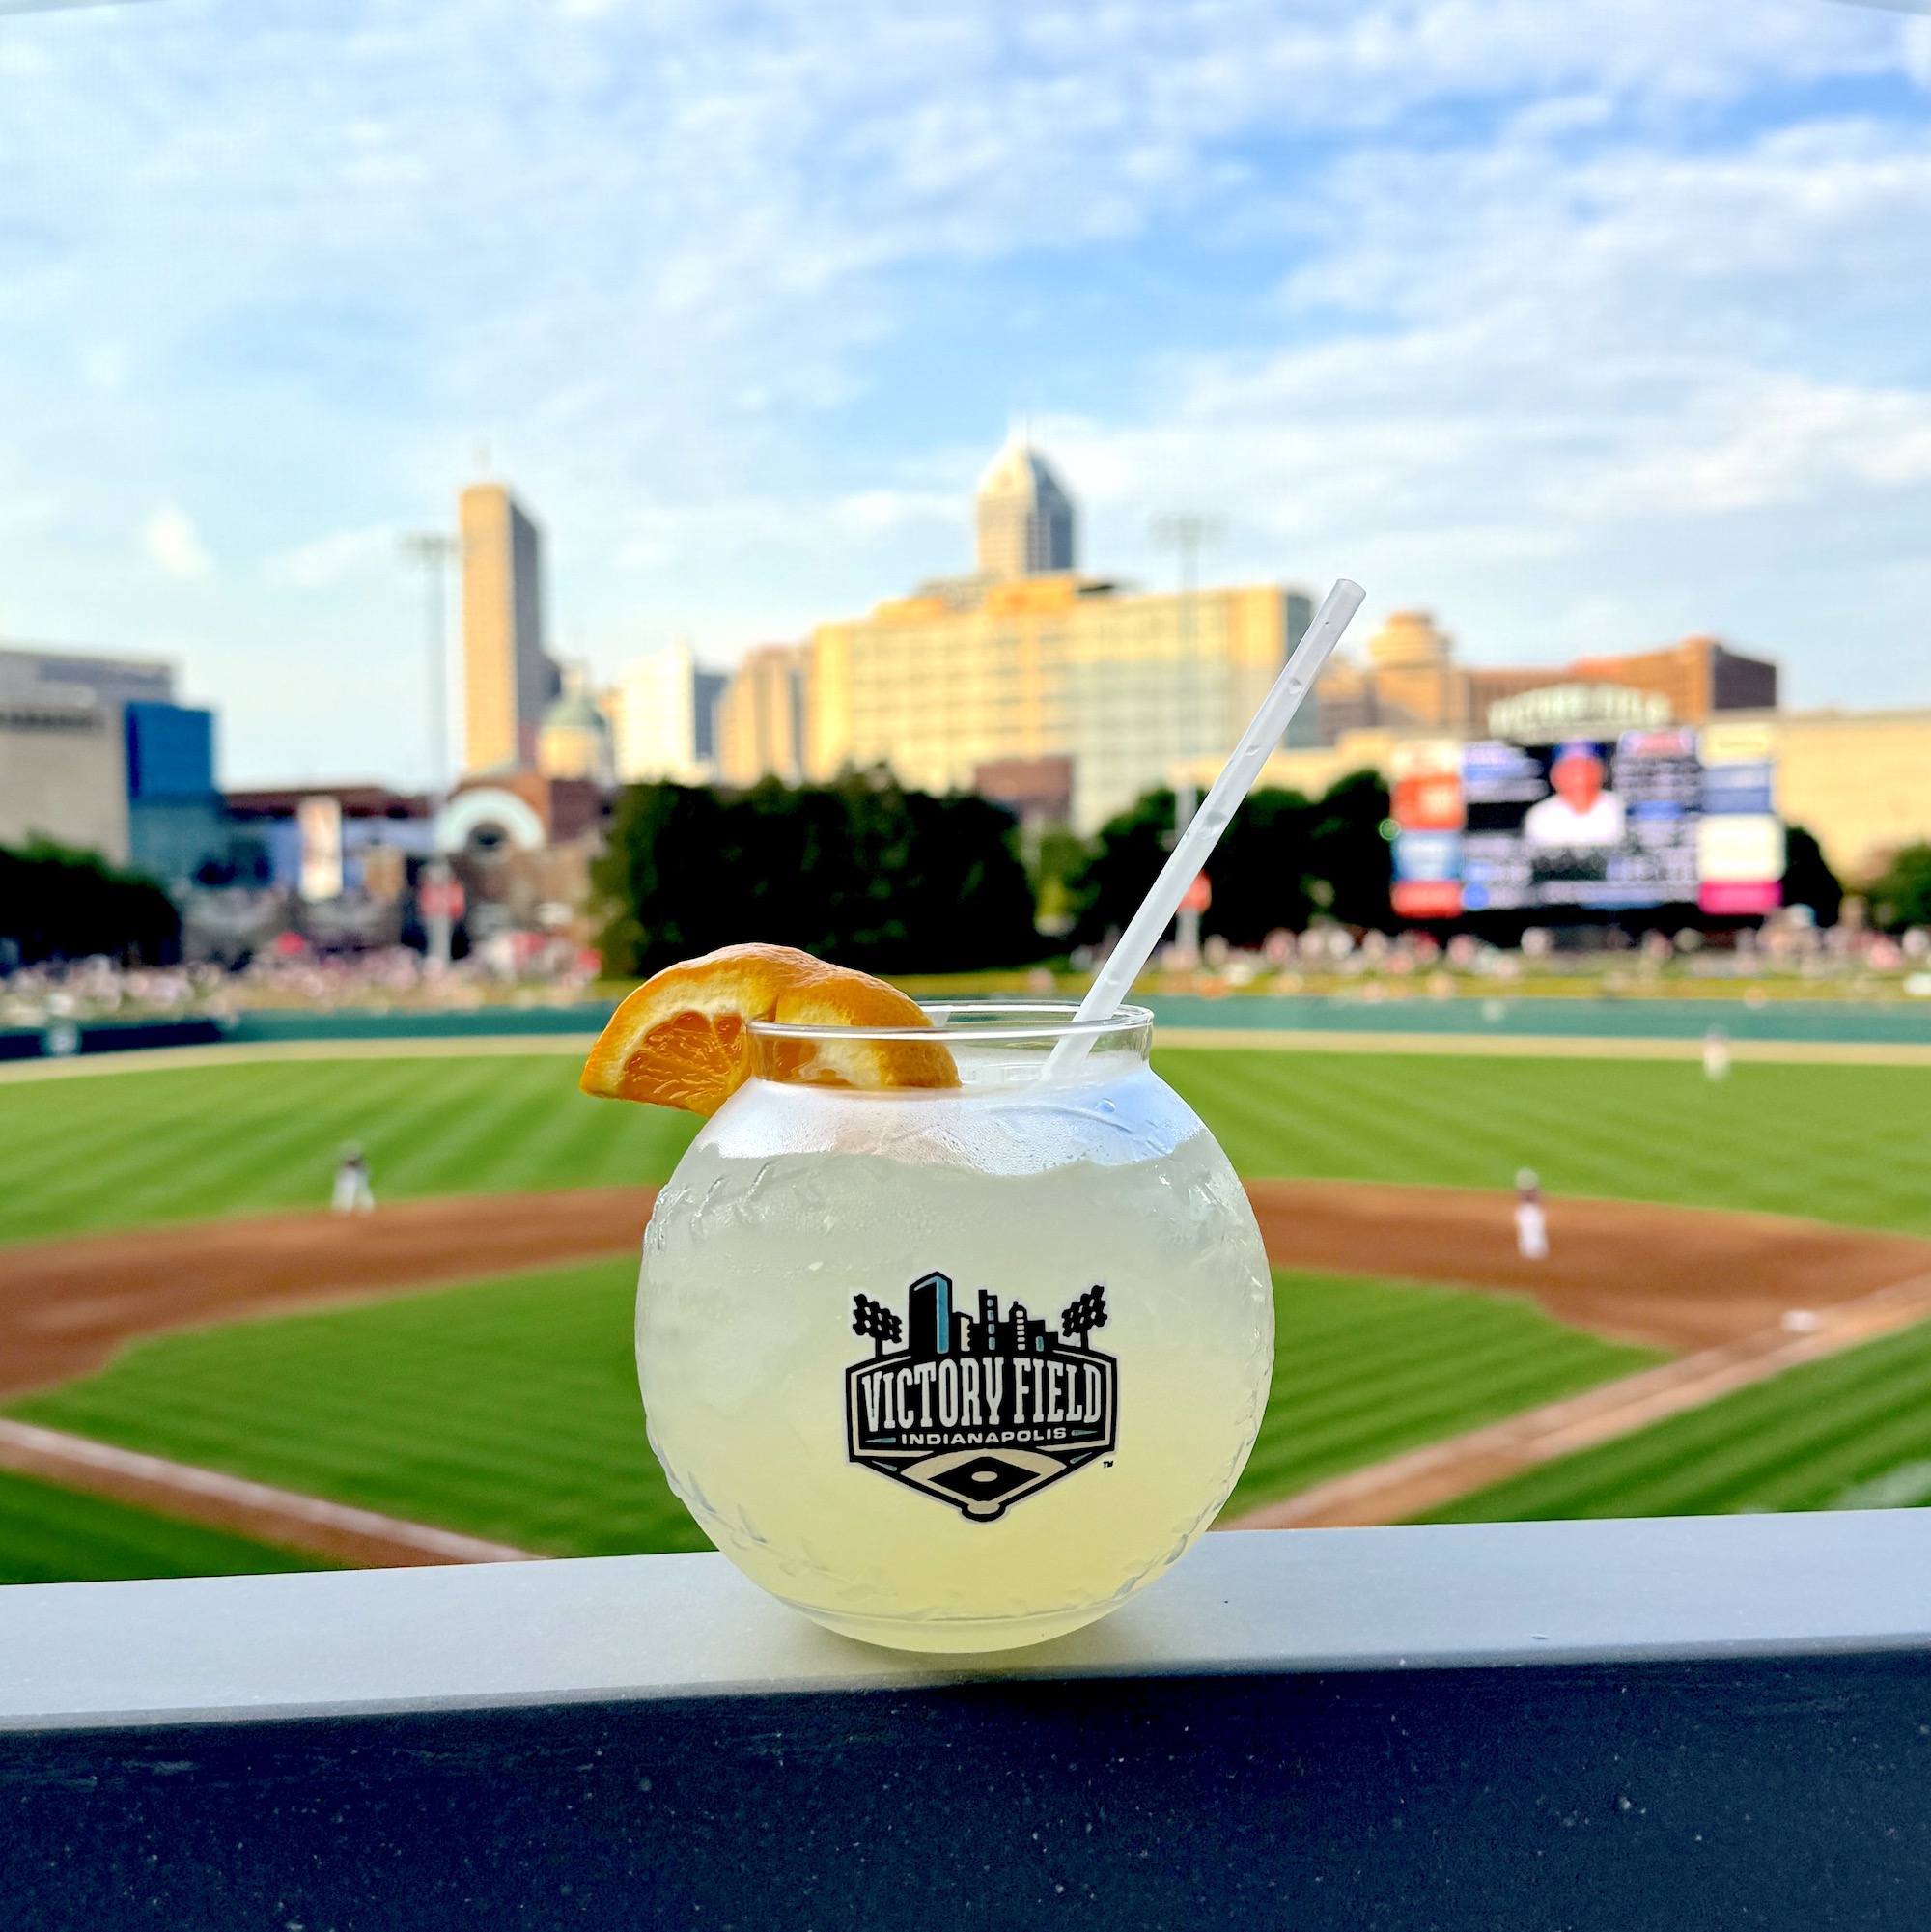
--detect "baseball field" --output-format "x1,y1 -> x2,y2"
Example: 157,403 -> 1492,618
0,1039 -> 1926,1582
7,1047 -> 1927,1243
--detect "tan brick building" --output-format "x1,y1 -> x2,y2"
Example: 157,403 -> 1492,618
1311,612 -> 1778,742
805,574 -> 1309,832
716,643 -> 810,788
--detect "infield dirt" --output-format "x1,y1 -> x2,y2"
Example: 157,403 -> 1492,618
6,1180 -> 1929,1401
0,1188 -> 658,1402
1244,1181 -> 1931,1354
5,1180 -> 1930,1559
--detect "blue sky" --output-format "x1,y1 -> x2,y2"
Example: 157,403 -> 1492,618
0,0 -> 1928,784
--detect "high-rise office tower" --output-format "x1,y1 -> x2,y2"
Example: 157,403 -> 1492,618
461,483 -> 558,772
612,641 -> 727,784
715,643 -> 809,787
975,437 -> 1076,579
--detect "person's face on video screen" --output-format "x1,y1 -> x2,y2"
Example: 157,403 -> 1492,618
1552,749 -> 1605,813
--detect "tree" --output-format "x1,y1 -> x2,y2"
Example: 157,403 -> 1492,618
1067,790 -> 1174,948
0,840 -> 180,966
1305,770 -> 1394,931
1780,825 -> 1842,928
590,770 -> 1043,978
1028,825 -> 1092,938
1068,769 -> 1392,948
1870,843 -> 1931,934
1195,787 -> 1317,947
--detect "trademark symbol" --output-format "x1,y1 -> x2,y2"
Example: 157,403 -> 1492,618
1103,1459 -> 1114,1469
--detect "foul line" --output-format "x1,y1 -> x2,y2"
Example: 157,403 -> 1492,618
1221,1270 -> 1931,1531
0,1418 -> 542,1568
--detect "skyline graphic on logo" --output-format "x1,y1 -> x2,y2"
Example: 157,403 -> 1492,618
845,1271 -> 1118,1522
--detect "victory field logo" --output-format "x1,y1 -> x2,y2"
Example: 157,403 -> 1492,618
846,1272 -> 1118,1521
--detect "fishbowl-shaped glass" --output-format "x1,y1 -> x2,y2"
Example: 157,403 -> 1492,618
637,1002 -> 1273,1652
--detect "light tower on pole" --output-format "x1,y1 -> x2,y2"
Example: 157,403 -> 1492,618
399,529 -> 462,968
1152,513 -> 1225,965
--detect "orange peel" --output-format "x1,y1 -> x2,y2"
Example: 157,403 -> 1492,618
579,942 -> 957,1115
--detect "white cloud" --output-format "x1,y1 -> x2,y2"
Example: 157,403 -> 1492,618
0,0 -> 1927,777
263,525 -> 397,590
828,490 -> 961,539
141,505 -> 211,579
1581,373 -> 1931,515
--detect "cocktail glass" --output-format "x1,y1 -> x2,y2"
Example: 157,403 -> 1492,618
637,1000 -> 1273,1653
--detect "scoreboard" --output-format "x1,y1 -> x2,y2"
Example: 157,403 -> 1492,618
1390,723 -> 1783,922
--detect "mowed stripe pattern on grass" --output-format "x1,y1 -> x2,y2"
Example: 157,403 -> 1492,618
9,1258 -> 705,1560
1157,1051 -> 1931,1237
0,1465 -> 328,1583
0,1057 -> 698,1246
3,1045 -> 1923,1574
1222,1271 -> 1659,1518
1,1050 -> 1923,1249
9,1260 -> 1654,1558
1424,1315 -> 1931,1526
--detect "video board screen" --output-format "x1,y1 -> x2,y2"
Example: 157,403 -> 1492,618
1390,727 -> 1783,920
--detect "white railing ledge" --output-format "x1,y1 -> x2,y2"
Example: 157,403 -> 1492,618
2,1511 -> 1928,1735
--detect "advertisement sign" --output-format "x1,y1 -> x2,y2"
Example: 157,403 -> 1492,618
1389,741 -> 1467,919
296,795 -> 344,903
418,872 -> 466,923
1694,721 -> 1783,915
1389,729 -> 1783,919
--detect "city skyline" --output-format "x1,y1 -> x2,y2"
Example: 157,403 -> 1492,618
0,0 -> 1929,787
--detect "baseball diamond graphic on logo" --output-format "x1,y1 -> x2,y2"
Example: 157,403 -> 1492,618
846,1273 -> 1118,1521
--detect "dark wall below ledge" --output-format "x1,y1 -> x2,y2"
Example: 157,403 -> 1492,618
6,1517 -> 1931,1929
7,1652 -> 1931,1930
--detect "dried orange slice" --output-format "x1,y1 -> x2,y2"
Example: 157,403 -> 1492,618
579,942 -> 957,1115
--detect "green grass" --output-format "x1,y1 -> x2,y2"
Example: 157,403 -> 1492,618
4,1050 -> 1925,1248
7,1259 -> 1656,1558
0,1056 -> 698,1246
1222,1270 -> 1660,1517
0,1466 -> 328,1583
9,1257 -> 704,1559
1157,1050 -> 1931,1236
5,1045 -> 1923,1569
1423,1318 -> 1931,1525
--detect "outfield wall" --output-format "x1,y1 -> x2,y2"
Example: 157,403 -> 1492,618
10,993 -> 1931,1066
1144,992 -> 1931,1046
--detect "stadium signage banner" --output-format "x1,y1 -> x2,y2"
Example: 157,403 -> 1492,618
846,1272 -> 1117,1522
1487,682 -> 1672,742
1390,725 -> 1783,919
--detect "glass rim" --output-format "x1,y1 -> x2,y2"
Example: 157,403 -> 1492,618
747,997 -> 1155,1044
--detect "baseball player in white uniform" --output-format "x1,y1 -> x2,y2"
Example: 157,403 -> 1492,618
332,1143 -> 376,1216
1514,1166 -> 1549,1261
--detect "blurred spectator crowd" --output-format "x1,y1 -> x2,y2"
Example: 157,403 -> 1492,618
0,937 -> 602,1029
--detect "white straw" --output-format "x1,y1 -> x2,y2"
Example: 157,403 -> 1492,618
1046,577 -> 1366,1077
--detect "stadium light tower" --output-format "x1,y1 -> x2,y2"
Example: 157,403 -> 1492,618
1152,514 -> 1226,964
399,529 -> 462,967
399,530 -> 460,796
